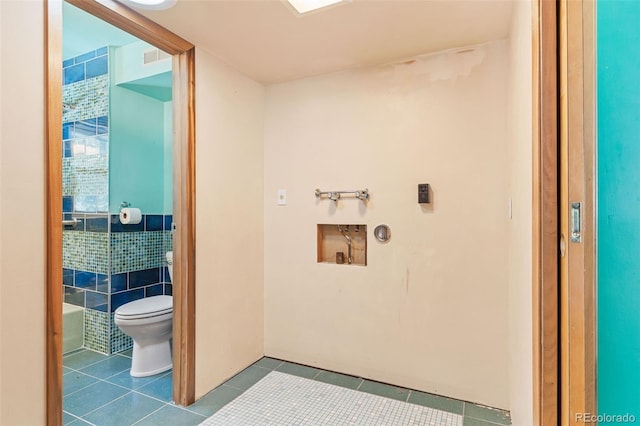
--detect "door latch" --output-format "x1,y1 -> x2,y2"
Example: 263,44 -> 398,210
571,202 -> 582,243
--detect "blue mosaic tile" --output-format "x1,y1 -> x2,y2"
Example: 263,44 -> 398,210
64,286 -> 85,307
86,291 -> 108,312
64,64 -> 85,85
97,115 -> 108,127
163,215 -> 173,231
96,46 -> 108,56
74,50 -> 97,64
96,273 -> 109,292
86,55 -> 108,79
84,309 -> 110,354
62,75 -> 109,123
75,271 -> 97,290
110,313 -> 133,353
130,268 -> 160,289
63,268 -> 75,286
63,58 -> 74,68
145,284 -> 164,297
111,232 -> 168,274
145,215 -> 163,231
111,289 -> 144,311
164,284 -> 173,296
111,273 -> 127,293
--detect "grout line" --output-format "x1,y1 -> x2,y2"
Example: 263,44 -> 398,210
130,389 -> 173,405
405,390 -> 412,403
220,382 -> 245,392
73,390 -> 133,421
355,379 -> 364,391
130,405 -> 166,426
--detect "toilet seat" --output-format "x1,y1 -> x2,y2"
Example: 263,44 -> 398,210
115,295 -> 172,321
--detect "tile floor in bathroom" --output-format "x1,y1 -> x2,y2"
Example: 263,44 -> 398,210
63,349 -> 511,426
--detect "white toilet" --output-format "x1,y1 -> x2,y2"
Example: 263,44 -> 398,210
114,251 -> 174,377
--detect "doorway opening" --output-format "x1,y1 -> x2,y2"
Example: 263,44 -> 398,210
46,0 -> 196,423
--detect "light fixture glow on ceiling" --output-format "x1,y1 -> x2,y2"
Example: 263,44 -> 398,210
286,0 -> 346,15
121,0 -> 177,11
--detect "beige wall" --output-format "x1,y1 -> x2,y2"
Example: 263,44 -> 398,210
506,1 -> 534,424
194,48 -> 265,398
0,4 -> 266,418
0,1 -> 47,425
263,40 -> 510,409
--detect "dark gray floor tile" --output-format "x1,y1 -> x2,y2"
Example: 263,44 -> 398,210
223,365 -> 270,391
358,380 -> 410,401
408,390 -> 464,415
464,416 -> 507,426
276,361 -> 321,379
84,392 -> 164,426
133,405 -> 206,426
465,403 -> 511,425
188,384 -> 244,416
253,357 -> 283,370
314,370 -> 363,390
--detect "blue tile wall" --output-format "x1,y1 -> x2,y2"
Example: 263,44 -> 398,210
111,289 -> 145,311
96,273 -> 109,293
110,214 -> 144,232
86,55 -> 109,79
75,49 -> 97,64
111,273 -> 127,293
145,215 -> 164,231
64,287 -> 85,307
63,47 -> 108,87
63,268 -> 75,286
61,47 -> 172,354
164,215 -> 173,231
63,196 -> 74,212
146,284 -> 164,297
75,271 -> 97,290
129,268 -> 161,289
64,63 -> 85,85
86,290 -> 108,312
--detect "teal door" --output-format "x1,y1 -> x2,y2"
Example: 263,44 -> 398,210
597,0 -> 640,419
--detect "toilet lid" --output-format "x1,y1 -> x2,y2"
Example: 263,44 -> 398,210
115,295 -> 173,318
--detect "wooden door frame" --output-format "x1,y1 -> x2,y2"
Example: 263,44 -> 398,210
533,0 -> 560,424
559,0 -> 597,424
45,1 -> 196,424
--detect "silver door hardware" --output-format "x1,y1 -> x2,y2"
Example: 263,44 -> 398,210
571,202 -> 582,243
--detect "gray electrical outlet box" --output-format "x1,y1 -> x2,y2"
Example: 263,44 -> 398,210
418,184 -> 430,203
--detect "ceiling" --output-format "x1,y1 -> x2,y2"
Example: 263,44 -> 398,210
138,0 -> 515,84
63,2 -> 139,59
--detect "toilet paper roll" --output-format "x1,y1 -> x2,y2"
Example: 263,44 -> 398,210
120,207 -> 142,225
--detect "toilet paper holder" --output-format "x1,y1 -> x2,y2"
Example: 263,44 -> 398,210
120,201 -> 131,209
